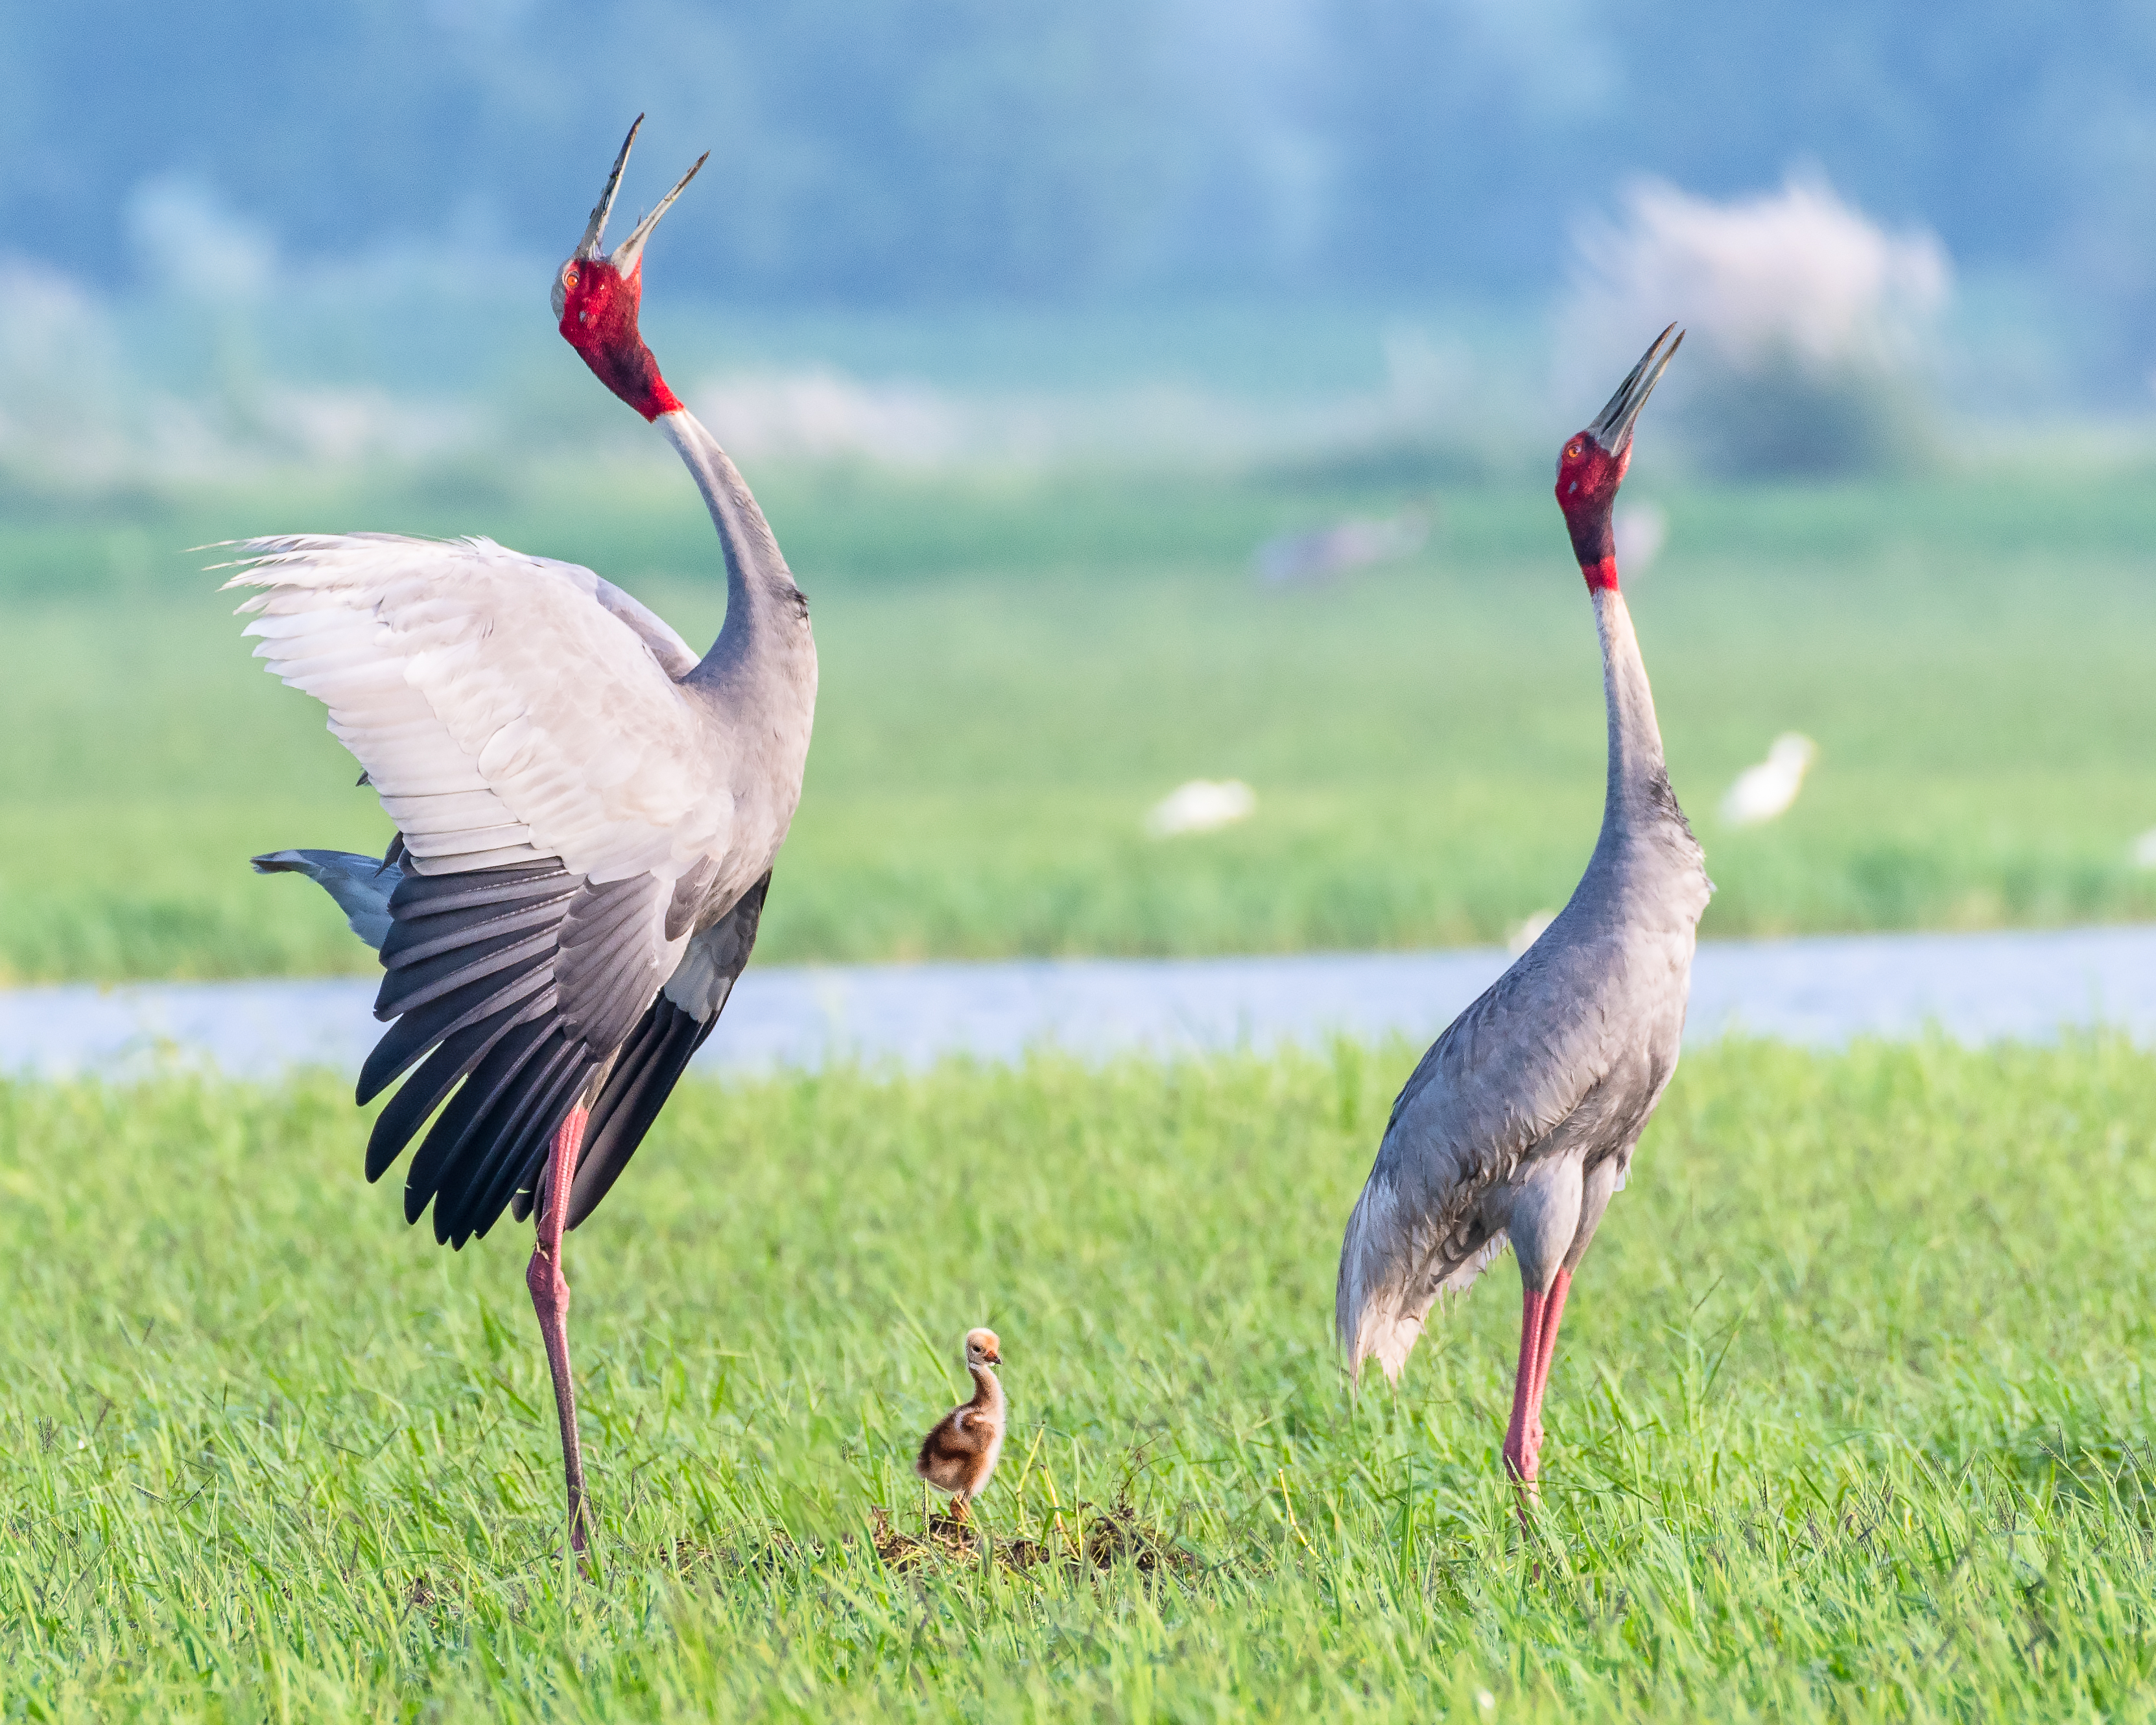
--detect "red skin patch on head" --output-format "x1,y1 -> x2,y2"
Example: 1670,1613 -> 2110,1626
1554,433 -> 1631,591
557,259 -> 683,421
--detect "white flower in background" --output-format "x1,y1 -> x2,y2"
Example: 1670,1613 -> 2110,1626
1721,733 -> 1818,827
1146,779 -> 1257,838
2132,829 -> 2156,869
1566,176 -> 1949,476
1572,174 -> 1949,381
1613,500 -> 1667,575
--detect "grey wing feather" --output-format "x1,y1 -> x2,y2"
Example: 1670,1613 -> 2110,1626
562,871 -> 773,1229
252,844 -> 407,950
555,873 -> 677,1054
581,571 -> 699,680
1336,942 -> 1608,1383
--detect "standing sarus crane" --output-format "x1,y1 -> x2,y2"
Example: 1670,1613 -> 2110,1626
226,119 -> 816,1557
1334,326 -> 1709,1500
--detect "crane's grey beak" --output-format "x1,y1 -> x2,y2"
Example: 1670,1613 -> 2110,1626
1587,323 -> 1684,455
575,115 -> 643,262
607,149 -> 710,274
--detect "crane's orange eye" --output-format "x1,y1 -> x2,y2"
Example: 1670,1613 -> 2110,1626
563,267 -> 579,289
1567,440 -> 1583,459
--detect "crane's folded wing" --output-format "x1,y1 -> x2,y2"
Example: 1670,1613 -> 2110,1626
1336,947 -> 1610,1373
220,534 -> 728,883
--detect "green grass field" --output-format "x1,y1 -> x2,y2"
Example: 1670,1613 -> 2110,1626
8,1038 -> 2156,1719
5,462 -> 2156,982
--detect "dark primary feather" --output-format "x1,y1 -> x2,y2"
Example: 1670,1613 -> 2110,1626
357,858 -> 683,1247
258,813 -> 771,1246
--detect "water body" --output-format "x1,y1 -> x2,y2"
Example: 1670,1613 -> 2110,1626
5,925 -> 2155,1082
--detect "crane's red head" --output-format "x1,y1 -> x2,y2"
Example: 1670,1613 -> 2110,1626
1556,324 -> 1682,591
554,117 -> 708,422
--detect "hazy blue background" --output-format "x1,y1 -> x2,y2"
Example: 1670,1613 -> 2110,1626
2,0 -> 2151,446
3,2 -> 2147,338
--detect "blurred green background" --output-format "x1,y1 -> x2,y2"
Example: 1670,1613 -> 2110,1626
6,4 -> 2156,983
6,457 -> 2155,982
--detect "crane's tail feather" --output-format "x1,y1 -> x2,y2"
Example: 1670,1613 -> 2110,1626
251,844 -> 405,950
1336,1173 -> 1504,1386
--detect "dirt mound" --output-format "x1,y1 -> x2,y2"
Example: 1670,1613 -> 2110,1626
866,1501 -> 1198,1577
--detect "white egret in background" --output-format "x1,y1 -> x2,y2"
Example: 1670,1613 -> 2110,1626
1721,733 -> 1818,827
232,119 -> 817,1560
1506,910 -> 1556,956
1146,780 -> 1257,838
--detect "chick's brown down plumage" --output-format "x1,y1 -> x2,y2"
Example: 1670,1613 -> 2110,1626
916,1328 -> 1005,1512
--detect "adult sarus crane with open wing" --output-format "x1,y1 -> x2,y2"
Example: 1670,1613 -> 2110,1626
228,119 -> 815,1557
1335,327 -> 1710,1503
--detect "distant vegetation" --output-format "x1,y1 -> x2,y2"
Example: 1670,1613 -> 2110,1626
4,466 -> 2155,983
2,0 -> 2153,511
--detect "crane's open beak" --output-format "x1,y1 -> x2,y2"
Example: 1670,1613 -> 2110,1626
574,115 -> 710,273
573,119 -> 641,261
1587,324 -> 1684,457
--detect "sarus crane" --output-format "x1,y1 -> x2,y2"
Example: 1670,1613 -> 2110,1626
228,119 -> 816,1557
1334,326 -> 1709,1501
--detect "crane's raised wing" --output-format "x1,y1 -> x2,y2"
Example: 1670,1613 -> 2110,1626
224,534 -> 746,1244
222,534 -> 722,880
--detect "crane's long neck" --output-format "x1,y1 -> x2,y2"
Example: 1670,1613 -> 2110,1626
969,1364 -> 1004,1422
654,409 -> 811,684
1593,585 -> 1673,837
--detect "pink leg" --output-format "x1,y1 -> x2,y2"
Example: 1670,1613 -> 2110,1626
1525,1267 -> 1573,1456
527,1105 -> 591,1558
1501,1286 -> 1548,1493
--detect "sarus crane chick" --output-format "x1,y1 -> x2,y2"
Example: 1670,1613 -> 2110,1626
916,1329 -> 1006,1517
1335,326 -> 1710,1500
230,118 -> 816,1557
